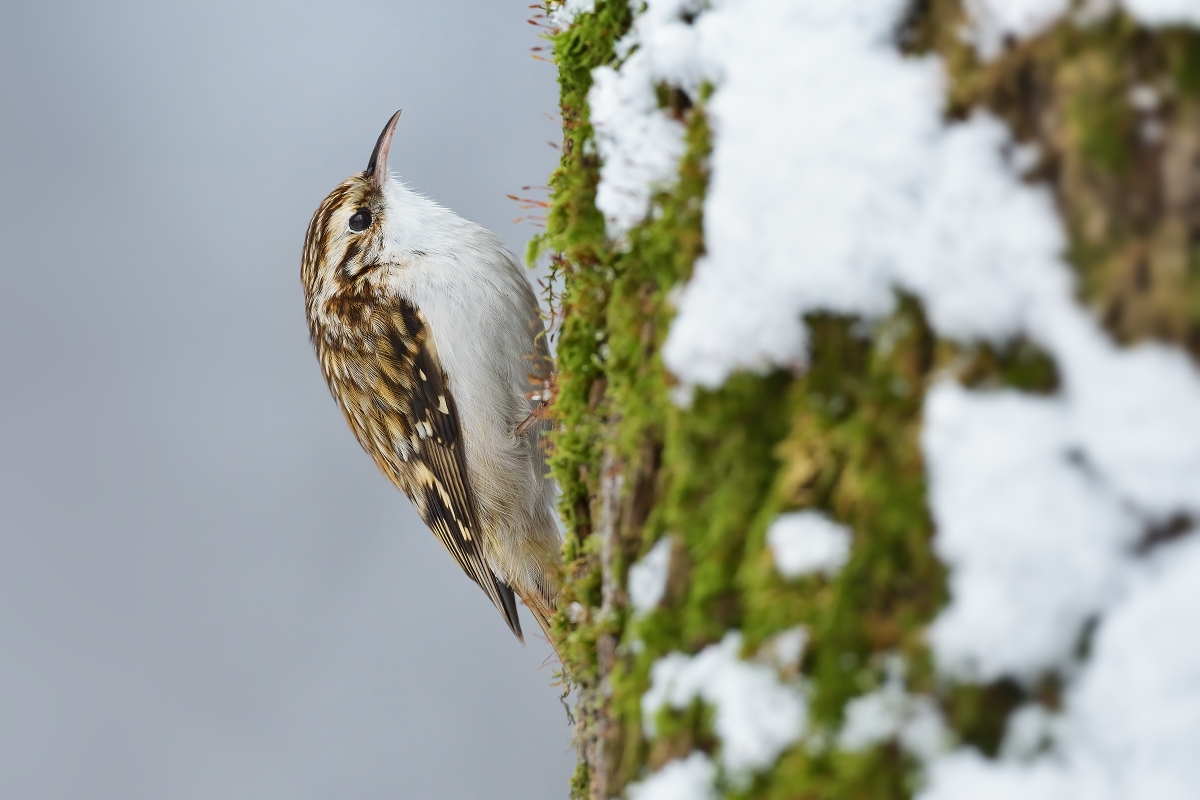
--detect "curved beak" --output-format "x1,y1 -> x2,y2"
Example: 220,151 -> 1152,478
366,109 -> 402,185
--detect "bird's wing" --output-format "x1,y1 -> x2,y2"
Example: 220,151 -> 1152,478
376,299 -> 524,641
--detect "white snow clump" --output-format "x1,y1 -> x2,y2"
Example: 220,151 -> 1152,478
628,536 -> 674,615
642,632 -> 806,775
626,752 -> 718,800
765,511 -> 852,579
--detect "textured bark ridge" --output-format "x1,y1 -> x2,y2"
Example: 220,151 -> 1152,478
535,2 -> 1200,798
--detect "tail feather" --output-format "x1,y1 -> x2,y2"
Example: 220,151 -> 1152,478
493,577 -> 525,642
517,587 -> 561,658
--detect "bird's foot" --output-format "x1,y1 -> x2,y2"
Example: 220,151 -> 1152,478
516,372 -> 558,436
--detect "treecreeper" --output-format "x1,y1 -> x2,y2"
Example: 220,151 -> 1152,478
301,110 -> 561,645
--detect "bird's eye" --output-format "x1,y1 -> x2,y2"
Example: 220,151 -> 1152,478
348,207 -> 372,232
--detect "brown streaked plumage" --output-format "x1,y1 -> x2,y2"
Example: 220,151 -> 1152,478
301,111 -> 560,644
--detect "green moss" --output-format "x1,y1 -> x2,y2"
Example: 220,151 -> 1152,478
570,759 -> 592,799
1061,49 -> 1135,174
534,0 -> 632,696
1168,31 -> 1200,94
943,679 -> 1025,757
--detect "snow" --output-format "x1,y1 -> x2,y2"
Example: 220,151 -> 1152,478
1124,0 -> 1200,26
643,632 -> 806,774
663,0 -> 941,385
652,4 -> 1083,387
765,511 -> 852,578
1067,533 -> 1200,792
1045,313 -> 1200,520
626,752 -> 718,800
838,656 -> 949,761
1128,84 -> 1161,112
922,532 -> 1200,800
628,536 -> 673,614
966,0 -> 1200,59
548,0 -> 595,28
921,384 -> 1141,680
998,704 -> 1054,760
589,63 -> 687,235
921,751 -> 1076,800
587,0 -> 707,234
583,0 -> 1200,794
888,115 -> 1072,341
759,626 -> 808,672
965,0 -> 1069,59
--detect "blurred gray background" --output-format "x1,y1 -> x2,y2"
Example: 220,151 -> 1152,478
0,1 -> 572,797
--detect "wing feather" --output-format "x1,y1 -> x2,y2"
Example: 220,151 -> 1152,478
373,300 -> 524,640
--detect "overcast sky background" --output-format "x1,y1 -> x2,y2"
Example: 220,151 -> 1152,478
0,1 -> 573,797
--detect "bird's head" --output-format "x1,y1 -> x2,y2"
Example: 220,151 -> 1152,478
301,110 -> 403,335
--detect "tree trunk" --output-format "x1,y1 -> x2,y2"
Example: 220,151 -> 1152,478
536,2 -> 1200,798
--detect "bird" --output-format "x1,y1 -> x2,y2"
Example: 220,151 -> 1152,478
301,110 -> 561,645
